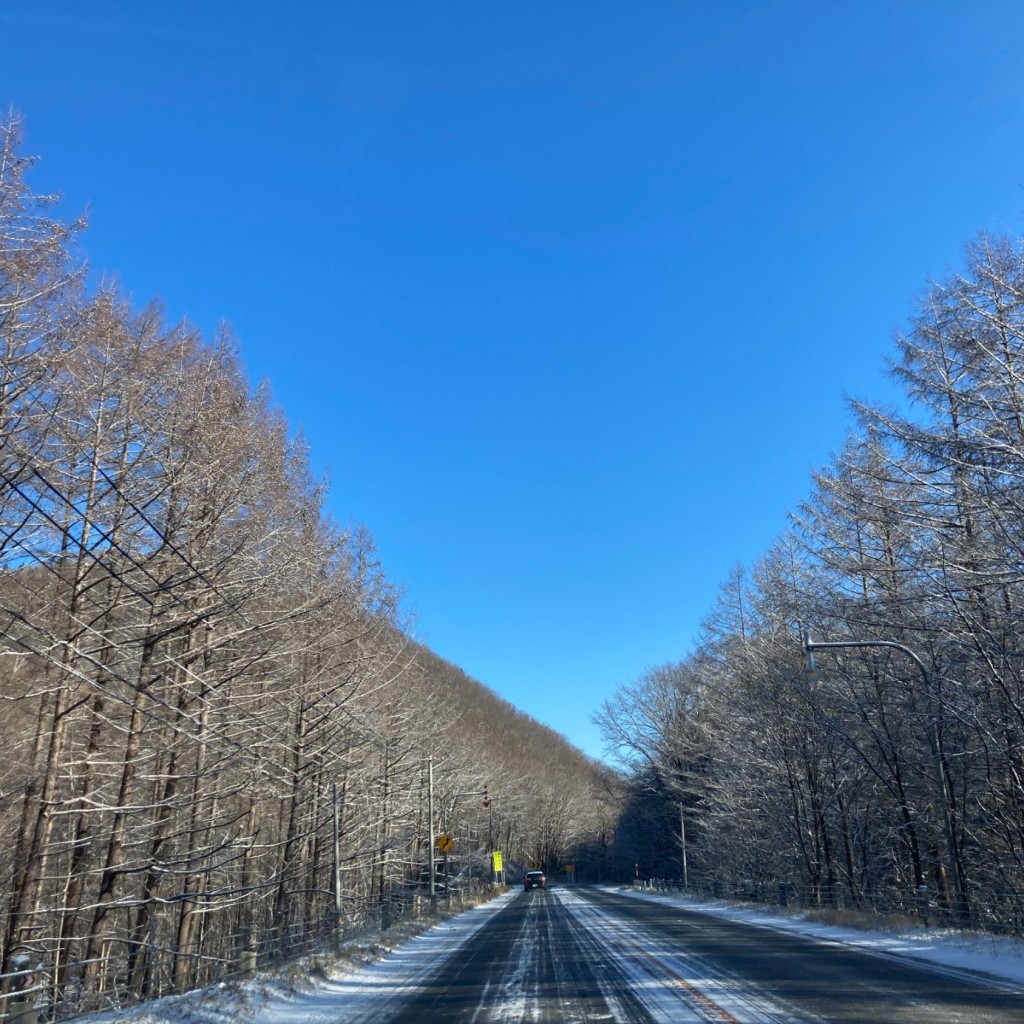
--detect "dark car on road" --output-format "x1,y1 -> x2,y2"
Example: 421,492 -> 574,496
524,870 -> 546,890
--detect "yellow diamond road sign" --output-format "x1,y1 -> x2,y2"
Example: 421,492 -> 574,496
436,834 -> 455,854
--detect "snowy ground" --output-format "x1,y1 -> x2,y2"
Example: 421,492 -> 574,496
75,886 -> 1024,1024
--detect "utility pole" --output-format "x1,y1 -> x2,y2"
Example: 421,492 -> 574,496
427,757 -> 436,911
442,800 -> 451,910
483,784 -> 495,885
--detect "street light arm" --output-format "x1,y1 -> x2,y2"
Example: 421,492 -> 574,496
803,632 -> 929,682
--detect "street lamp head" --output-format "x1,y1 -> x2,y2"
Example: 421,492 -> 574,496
802,629 -> 817,673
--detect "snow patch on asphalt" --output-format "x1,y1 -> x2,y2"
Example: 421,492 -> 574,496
559,888 -> 810,1023
488,896 -> 541,1023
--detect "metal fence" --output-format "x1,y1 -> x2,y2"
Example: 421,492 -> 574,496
0,881 -> 488,1024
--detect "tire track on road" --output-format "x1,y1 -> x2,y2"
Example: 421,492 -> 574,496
557,889 -> 816,1024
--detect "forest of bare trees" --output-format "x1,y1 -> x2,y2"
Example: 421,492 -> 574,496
0,119 -> 611,1019
599,231 -> 1024,934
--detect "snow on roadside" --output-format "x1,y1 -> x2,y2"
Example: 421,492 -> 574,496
73,892 -> 517,1024
609,885 -> 1024,991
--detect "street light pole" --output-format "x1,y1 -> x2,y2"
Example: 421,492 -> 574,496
332,783 -> 342,919
679,802 -> 688,889
802,631 -> 966,922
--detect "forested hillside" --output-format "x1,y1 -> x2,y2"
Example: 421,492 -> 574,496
600,233 -> 1024,932
0,119 -> 610,1013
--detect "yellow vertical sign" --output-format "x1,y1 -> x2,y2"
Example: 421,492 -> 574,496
492,851 -> 503,872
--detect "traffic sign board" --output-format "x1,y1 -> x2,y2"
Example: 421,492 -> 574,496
436,833 -> 455,854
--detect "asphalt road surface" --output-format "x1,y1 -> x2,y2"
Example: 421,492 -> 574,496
370,886 -> 1024,1023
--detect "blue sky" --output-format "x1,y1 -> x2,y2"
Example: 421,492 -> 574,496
5,2 -> 1024,758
